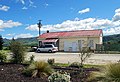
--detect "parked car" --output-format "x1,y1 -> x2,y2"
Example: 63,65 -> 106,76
31,46 -> 38,52
36,44 -> 58,53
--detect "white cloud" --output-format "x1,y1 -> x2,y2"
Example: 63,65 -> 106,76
22,6 -> 28,10
78,8 -> 90,14
15,33 -> 33,39
0,5 -> 10,11
0,19 -> 22,31
16,0 -> 36,8
103,26 -> 120,35
44,3 -> 49,8
112,8 -> 120,21
0,29 -> 4,31
26,17 -> 120,35
18,0 -> 25,5
29,0 -> 36,8
115,8 -> 120,13
26,8 -> 120,35
26,24 -> 38,31
6,33 -> 15,37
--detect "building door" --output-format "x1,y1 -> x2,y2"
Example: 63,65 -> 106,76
64,42 -> 68,51
72,42 -> 77,51
64,42 -> 72,51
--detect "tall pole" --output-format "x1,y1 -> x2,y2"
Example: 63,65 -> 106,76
37,20 -> 42,47
37,20 -> 42,36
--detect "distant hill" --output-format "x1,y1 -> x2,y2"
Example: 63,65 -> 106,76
3,37 -> 38,46
103,34 -> 120,43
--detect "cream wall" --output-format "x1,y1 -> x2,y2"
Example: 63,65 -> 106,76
99,33 -> 103,44
59,37 -> 101,51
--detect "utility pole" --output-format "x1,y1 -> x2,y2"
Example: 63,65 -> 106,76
37,20 -> 42,36
37,20 -> 42,47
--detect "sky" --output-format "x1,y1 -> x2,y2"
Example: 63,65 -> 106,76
0,0 -> 120,39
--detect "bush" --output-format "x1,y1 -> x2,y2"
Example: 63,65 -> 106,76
23,61 -> 54,77
48,71 -> 70,82
10,41 -> 26,64
47,58 -> 55,65
0,50 -> 7,63
104,63 -> 120,82
69,62 -> 81,68
88,63 -> 120,82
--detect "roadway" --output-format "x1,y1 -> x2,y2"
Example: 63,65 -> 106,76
26,52 -> 120,65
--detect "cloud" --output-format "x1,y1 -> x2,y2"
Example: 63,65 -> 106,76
103,26 -> 120,35
44,3 -> 49,8
17,0 -> 25,5
0,5 -> 10,11
16,0 -> 36,8
0,29 -> 4,31
78,8 -> 90,14
26,8 -> 120,35
26,17 -> 120,35
15,33 -> 33,39
5,34 -> 15,39
22,6 -> 28,10
0,20 -> 22,31
26,24 -> 38,31
29,0 -> 36,8
112,8 -> 120,21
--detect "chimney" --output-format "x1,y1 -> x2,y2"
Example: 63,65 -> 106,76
47,30 -> 49,33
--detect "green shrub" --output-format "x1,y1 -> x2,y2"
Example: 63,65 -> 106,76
48,71 -> 70,82
88,63 -> 120,82
0,50 -> 7,63
47,58 -> 55,65
23,61 -> 54,77
104,63 -> 120,82
69,62 -> 81,68
10,41 -> 26,64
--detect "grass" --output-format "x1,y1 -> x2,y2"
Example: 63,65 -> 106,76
54,63 -> 69,67
84,64 -> 104,68
88,63 -> 120,82
54,63 -> 103,68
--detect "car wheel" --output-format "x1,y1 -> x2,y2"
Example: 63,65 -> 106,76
48,50 -> 52,53
37,50 -> 41,53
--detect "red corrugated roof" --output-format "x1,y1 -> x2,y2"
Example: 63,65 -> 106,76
39,29 -> 102,39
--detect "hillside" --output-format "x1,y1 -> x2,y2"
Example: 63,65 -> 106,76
3,37 -> 38,46
103,34 -> 120,43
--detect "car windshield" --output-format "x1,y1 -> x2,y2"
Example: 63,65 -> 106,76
45,45 -> 52,48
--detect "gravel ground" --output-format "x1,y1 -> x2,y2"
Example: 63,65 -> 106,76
26,52 -> 120,65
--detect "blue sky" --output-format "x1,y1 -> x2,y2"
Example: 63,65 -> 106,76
0,0 -> 120,39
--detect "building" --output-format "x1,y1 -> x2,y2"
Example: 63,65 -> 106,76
38,29 -> 103,52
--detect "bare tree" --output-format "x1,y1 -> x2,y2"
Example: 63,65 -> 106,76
78,40 -> 93,68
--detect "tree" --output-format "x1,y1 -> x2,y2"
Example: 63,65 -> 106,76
0,35 -> 4,50
10,40 -> 26,64
79,47 -> 92,68
78,40 -> 93,68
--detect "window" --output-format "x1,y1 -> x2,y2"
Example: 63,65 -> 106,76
45,45 -> 52,48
